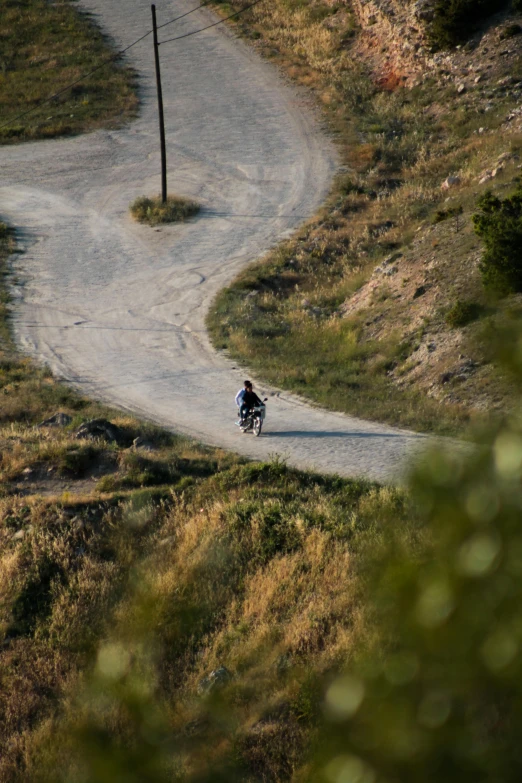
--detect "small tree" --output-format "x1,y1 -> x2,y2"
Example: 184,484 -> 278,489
473,187 -> 522,295
428,0 -> 509,48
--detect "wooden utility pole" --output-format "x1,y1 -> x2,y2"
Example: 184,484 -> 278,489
152,4 -> 167,203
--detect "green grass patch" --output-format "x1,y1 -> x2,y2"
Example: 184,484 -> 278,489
130,195 -> 200,226
0,0 -> 138,144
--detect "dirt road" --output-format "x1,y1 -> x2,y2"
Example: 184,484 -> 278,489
0,0 -> 429,482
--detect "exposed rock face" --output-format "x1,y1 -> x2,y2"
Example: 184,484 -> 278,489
441,175 -> 461,190
75,418 -> 122,443
350,0 -> 432,85
349,0 -> 517,87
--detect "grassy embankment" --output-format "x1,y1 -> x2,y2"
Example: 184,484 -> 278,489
0,0 -> 138,143
207,0 -> 522,435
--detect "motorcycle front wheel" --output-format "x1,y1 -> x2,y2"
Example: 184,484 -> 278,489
253,417 -> 262,437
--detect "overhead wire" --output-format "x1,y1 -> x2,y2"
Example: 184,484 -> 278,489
159,0 -> 264,45
0,0 -> 221,133
157,0 -> 215,31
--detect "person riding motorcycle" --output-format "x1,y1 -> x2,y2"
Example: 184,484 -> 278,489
235,380 -> 262,426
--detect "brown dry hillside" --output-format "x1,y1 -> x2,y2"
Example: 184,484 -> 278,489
208,0 -> 522,434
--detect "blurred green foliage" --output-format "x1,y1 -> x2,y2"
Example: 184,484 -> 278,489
314,326 -> 522,783
318,430 -> 522,781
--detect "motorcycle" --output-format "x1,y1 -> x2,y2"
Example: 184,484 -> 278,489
238,398 -> 267,437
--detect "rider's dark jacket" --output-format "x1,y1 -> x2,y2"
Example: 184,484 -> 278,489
242,390 -> 262,409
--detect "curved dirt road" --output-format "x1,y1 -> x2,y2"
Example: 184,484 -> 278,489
0,0 -> 429,483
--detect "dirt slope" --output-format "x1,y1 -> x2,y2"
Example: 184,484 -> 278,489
0,0 -> 431,483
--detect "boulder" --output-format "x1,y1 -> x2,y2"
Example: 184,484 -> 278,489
197,666 -> 232,696
441,175 -> 461,190
75,418 -> 122,444
38,412 -> 72,428
383,266 -> 398,277
12,530 -> 25,541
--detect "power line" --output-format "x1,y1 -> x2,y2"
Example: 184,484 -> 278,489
157,0 -> 215,31
159,0 -> 265,46
0,0 -> 264,133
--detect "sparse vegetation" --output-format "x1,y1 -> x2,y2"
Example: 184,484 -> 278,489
0,0 -> 138,143
130,195 -> 200,226
473,186 -> 522,294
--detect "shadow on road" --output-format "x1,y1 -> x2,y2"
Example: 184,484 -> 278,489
263,431 -> 424,440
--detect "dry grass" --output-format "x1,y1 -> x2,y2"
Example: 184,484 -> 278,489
130,195 -> 200,226
0,0 -> 138,143
0,460 -> 410,781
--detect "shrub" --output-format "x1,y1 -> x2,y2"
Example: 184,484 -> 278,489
500,22 -> 522,39
433,204 -> 463,224
445,299 -> 482,328
130,195 -> 200,226
428,0 -> 509,48
473,187 -> 522,294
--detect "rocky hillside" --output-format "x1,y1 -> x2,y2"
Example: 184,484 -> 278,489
209,0 -> 522,432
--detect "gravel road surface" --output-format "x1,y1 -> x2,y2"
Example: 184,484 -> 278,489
0,0 -> 430,482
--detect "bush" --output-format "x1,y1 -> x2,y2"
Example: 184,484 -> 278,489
130,194 -> 200,226
445,299 -> 482,328
433,204 -> 463,224
473,187 -> 522,294
500,22 -> 522,39
428,0 -> 509,48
